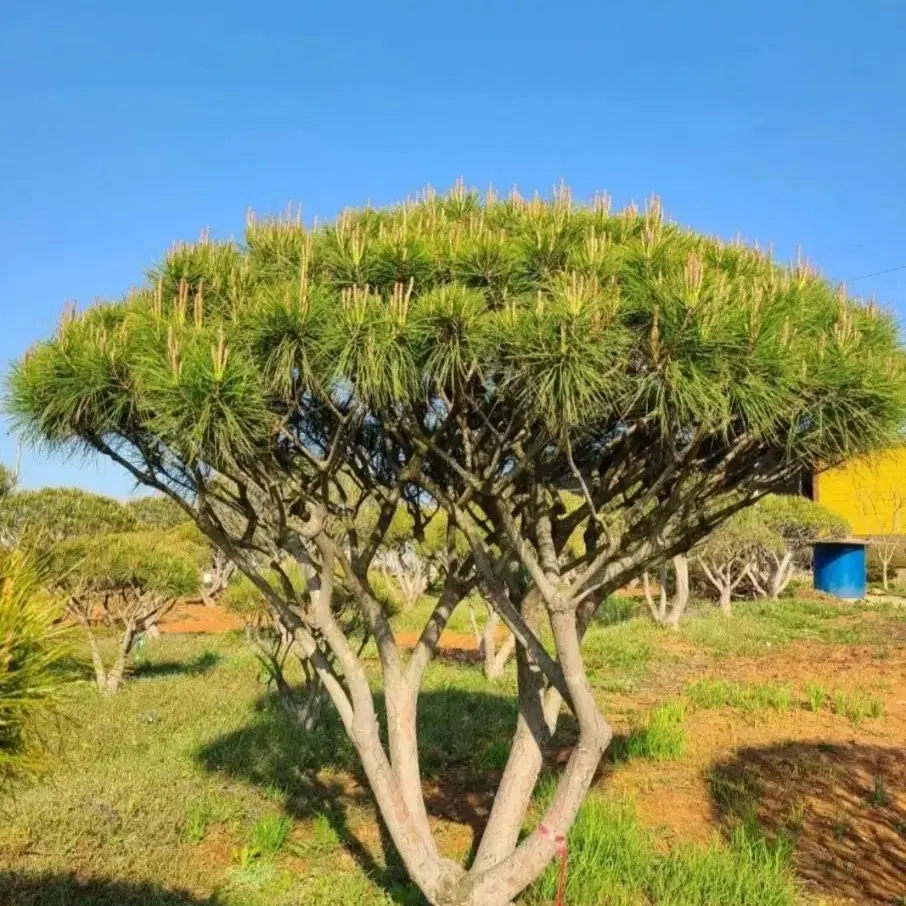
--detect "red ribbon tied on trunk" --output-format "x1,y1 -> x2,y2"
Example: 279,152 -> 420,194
538,823 -> 568,906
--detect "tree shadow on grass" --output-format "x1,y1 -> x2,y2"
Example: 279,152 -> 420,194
133,650 -> 222,680
710,741 -> 906,905
0,872 -> 224,906
195,687 -> 519,900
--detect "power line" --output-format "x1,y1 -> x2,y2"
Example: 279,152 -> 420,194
845,263 -> 906,283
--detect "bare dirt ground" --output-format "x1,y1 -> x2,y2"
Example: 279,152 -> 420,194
605,643 -> 906,905
159,602 -> 246,634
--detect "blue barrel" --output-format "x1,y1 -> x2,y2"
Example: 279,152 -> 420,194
812,541 -> 867,600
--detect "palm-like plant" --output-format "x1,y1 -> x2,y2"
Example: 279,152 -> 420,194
0,550 -> 71,783
6,185 -> 906,906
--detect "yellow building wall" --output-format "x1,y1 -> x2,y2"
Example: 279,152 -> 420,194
815,449 -> 906,535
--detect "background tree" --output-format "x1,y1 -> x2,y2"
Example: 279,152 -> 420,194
369,507 -> 433,614
642,553 -> 690,628
750,495 -> 849,598
47,531 -> 204,695
695,508 -> 781,614
872,488 -> 906,590
130,496 -> 240,604
0,487 -> 137,551
8,186 -> 905,906
0,550 -> 71,783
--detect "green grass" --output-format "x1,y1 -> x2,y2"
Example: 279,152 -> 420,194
686,680 -> 793,713
244,814 -> 292,860
868,775 -> 890,808
804,682 -> 826,713
4,602 -> 901,906
685,678 -> 886,727
0,633 -> 423,906
525,796 -> 797,906
679,599 -> 905,658
616,701 -> 688,762
182,793 -> 241,844
831,688 -> 886,725
583,618 -> 657,692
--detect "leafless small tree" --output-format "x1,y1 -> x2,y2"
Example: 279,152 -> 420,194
872,489 -> 906,590
201,548 -> 237,605
696,512 -> 772,614
375,542 -> 429,612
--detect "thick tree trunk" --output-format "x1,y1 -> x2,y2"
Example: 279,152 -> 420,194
665,554 -> 690,628
645,556 -> 690,628
461,608 -> 611,906
719,586 -> 732,615
104,625 -> 136,695
85,628 -> 108,694
471,651 -> 561,874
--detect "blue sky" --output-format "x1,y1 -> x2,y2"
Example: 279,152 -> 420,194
2,0 -> 905,496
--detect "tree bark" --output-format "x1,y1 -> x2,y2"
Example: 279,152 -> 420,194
85,626 -> 108,694
104,624 -> 136,695
471,649 -> 561,873
461,608 -> 611,906
665,554 -> 690,628
719,586 -> 732,615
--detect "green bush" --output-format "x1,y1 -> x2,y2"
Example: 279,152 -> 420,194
127,496 -> 192,531
48,530 -> 204,601
0,487 -> 137,550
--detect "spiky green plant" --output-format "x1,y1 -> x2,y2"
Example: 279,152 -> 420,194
6,184 -> 906,906
0,550 -> 71,783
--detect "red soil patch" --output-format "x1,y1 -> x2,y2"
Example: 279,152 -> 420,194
159,602 -> 246,634
393,629 -> 480,652
692,642 -> 906,697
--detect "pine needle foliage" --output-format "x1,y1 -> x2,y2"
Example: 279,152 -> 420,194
4,183 -> 905,906
8,187 -> 904,468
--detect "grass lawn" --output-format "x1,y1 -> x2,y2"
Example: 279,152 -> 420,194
2,597 -> 906,905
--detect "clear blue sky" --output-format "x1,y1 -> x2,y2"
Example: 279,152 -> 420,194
2,0 -> 905,497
